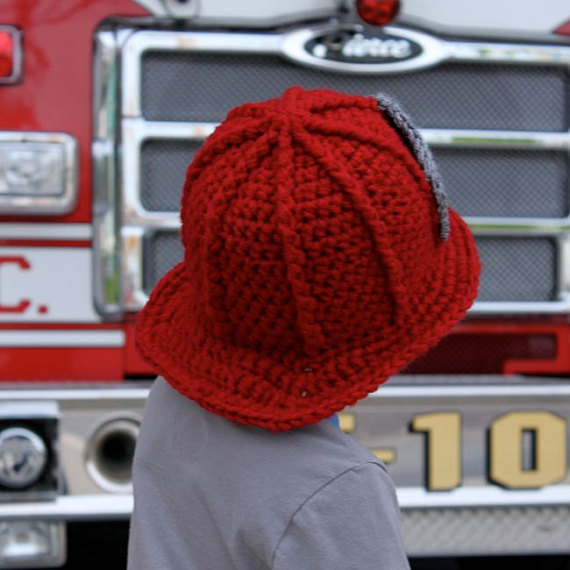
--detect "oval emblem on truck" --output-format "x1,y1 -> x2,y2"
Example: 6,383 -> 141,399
281,25 -> 448,74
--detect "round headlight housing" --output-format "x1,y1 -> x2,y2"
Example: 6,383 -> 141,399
0,427 -> 48,489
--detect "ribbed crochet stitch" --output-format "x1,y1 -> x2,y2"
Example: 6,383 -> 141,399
136,87 -> 480,431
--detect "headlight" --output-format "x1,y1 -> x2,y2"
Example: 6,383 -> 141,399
0,428 -> 47,490
0,132 -> 77,215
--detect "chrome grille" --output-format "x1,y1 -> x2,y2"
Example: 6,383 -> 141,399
117,28 -> 570,314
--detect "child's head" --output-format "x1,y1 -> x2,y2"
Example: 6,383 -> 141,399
137,87 -> 479,431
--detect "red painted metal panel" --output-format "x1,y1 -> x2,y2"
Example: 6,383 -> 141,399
124,318 -> 155,377
0,346 -> 123,381
0,0 -> 148,223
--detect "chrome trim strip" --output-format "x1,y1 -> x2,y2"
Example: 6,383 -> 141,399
398,485 -> 570,509
0,26 -> 23,85
424,129 -> 570,151
122,227 -> 148,309
18,377 -> 570,401
0,223 -> 92,240
0,486 -> 569,519
447,41 -> 570,65
0,331 -> 125,348
468,225 -> 570,235
473,301 -> 570,314
0,387 -> 150,400
1,486 -> 569,520
0,494 -> 133,521
370,381 -> 570,399
93,31 -> 124,318
93,139 -> 122,316
560,235 -> 570,304
0,132 -> 78,216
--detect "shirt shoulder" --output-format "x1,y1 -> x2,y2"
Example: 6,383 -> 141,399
271,462 -> 411,570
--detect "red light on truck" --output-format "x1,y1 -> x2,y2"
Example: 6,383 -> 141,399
553,19 -> 570,36
0,30 -> 13,77
356,0 -> 400,26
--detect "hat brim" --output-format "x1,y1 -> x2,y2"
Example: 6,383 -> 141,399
136,209 -> 479,431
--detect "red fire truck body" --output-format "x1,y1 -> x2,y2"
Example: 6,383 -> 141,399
0,0 -> 570,566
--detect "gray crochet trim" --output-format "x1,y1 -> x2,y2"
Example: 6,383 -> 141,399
375,94 -> 450,241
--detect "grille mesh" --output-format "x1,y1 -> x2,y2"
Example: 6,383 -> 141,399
434,149 -> 569,218
140,140 -> 569,217
141,140 -> 200,212
145,232 -> 557,303
145,231 -> 184,293
141,52 -> 569,131
476,237 -> 557,302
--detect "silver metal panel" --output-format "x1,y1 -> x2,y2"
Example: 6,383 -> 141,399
0,377 -> 569,550
344,380 -> 570,491
0,384 -> 148,498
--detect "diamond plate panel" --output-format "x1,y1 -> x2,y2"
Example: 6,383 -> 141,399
402,506 -> 570,556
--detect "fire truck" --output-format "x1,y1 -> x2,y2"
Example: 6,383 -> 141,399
0,0 -> 569,566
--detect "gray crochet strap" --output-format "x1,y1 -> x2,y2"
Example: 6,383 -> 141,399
375,94 -> 450,241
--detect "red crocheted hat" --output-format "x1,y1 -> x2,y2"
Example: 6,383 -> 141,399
136,87 -> 480,431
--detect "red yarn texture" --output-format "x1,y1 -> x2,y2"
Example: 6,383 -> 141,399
136,87 -> 480,431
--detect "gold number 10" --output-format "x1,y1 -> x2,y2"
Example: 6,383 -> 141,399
411,411 -> 567,491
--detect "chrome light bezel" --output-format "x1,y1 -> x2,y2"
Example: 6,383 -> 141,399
0,132 -> 78,216
0,26 -> 23,85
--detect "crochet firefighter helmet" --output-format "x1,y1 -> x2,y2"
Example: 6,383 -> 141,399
136,87 -> 480,431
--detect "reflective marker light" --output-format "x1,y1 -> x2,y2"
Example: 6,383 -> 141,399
356,0 -> 400,26
0,521 -> 65,568
0,26 -> 21,84
0,132 -> 78,215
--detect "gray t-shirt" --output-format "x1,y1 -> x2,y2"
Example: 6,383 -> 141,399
128,377 -> 410,569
